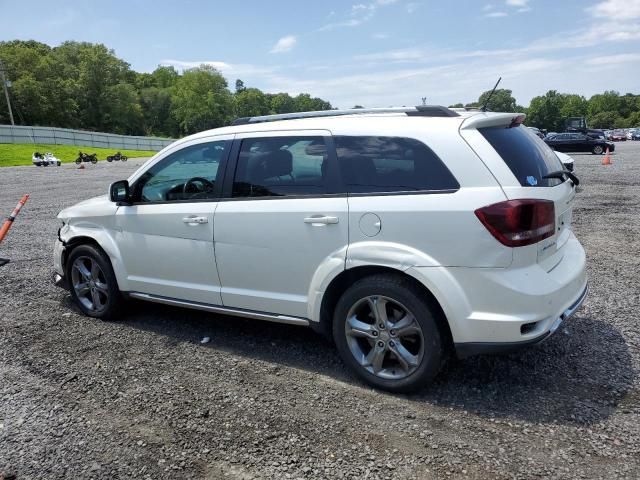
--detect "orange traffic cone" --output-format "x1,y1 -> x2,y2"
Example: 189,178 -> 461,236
602,147 -> 611,165
0,194 -> 30,266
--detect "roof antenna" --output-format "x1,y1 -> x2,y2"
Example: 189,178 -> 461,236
421,97 -> 427,106
481,77 -> 501,112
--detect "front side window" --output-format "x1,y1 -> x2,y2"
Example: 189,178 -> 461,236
134,141 -> 227,202
334,136 -> 459,193
232,136 -> 328,197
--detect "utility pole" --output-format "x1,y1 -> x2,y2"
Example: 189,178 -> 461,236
0,60 -> 15,126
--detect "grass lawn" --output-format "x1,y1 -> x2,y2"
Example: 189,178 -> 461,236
0,143 -> 158,167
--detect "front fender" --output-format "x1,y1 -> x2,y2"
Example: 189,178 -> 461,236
60,222 -> 130,292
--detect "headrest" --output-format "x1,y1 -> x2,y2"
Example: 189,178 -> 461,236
262,149 -> 293,179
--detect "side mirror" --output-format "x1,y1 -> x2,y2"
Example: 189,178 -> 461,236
109,180 -> 131,205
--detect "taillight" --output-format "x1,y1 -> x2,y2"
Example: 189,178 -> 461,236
475,199 -> 555,247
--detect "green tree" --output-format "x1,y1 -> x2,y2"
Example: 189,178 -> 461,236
269,93 -> 295,114
526,90 -> 566,131
235,79 -> 246,93
152,66 -> 179,88
139,87 -> 173,136
234,87 -> 270,118
588,111 -> 622,129
588,90 -> 620,117
102,83 -> 143,134
171,65 -> 234,134
476,88 -> 517,112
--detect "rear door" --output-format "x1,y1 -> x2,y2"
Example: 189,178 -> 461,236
214,131 -> 348,318
472,122 -> 576,268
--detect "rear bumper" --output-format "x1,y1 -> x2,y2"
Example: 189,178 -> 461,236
408,232 -> 587,352
454,283 -> 588,358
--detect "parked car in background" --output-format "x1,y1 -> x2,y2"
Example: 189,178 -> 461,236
610,130 -> 627,141
627,129 -> 640,140
555,151 -> 575,172
527,126 -> 544,139
53,106 -> 587,392
544,132 -> 614,154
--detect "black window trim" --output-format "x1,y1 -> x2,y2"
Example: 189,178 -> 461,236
219,134 -> 460,200
129,139 -> 232,205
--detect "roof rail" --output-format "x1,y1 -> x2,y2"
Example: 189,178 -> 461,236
231,105 -> 459,125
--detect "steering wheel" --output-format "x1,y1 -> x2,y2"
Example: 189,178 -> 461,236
183,177 -> 214,198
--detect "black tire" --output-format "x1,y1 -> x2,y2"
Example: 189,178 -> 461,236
91,157 -> 98,164
75,158 -> 81,164
107,157 -> 113,162
35,162 -> 42,167
57,161 -> 61,166
332,274 -> 444,393
66,244 -> 123,321
121,156 -> 127,162
592,145 -> 604,154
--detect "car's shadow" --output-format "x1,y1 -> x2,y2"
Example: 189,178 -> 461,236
83,298 -> 635,426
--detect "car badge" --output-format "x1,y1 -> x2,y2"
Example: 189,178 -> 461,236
526,176 -> 538,186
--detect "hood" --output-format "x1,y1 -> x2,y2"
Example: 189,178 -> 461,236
57,194 -> 116,221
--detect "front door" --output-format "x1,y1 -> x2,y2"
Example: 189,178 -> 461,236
214,132 -> 348,318
114,137 -> 231,304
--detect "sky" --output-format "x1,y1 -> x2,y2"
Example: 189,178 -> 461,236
1,0 -> 639,108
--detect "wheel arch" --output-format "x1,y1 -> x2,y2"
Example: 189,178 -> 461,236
62,230 -> 129,291
315,265 -> 453,352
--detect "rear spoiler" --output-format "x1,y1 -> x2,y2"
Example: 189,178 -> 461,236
460,112 -> 527,130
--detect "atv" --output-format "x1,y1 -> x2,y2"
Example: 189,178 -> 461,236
33,152 -> 62,166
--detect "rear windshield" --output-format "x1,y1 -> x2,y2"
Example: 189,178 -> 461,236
479,125 -> 563,187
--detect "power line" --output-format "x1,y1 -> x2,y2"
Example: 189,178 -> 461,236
0,59 -> 15,126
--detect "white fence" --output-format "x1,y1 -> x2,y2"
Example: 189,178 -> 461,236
0,124 -> 175,151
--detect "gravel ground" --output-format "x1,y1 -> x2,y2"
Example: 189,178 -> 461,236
1,145 -> 639,479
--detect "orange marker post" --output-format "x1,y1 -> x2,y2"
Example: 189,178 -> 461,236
0,194 -> 30,266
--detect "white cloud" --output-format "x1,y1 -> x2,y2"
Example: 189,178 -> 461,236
586,53 -> 640,65
591,0 -> 640,20
372,33 -> 390,39
506,0 -> 529,6
318,0 -> 398,31
406,2 -> 420,13
270,35 -> 297,54
485,11 -> 508,17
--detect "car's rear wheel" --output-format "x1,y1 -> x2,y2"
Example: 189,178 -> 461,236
592,145 -> 604,154
67,244 -> 122,320
333,274 -> 443,393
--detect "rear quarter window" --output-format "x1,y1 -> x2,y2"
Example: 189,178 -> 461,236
479,125 -> 563,187
334,136 -> 459,194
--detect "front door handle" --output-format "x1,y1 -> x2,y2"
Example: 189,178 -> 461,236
183,216 -> 208,224
304,215 -> 339,225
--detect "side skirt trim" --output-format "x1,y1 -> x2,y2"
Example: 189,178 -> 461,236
128,292 -> 310,327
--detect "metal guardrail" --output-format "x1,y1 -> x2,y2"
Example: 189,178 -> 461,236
0,124 -> 175,151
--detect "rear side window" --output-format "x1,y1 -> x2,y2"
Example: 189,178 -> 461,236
233,136 -> 328,197
334,136 -> 459,193
479,125 -> 563,187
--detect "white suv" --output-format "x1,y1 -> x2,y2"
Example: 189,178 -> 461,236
53,106 -> 587,392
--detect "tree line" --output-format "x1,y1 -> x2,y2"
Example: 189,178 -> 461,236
450,88 -> 640,132
0,40 -> 332,137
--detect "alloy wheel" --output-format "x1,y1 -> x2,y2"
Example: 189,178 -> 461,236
344,295 -> 425,380
71,256 -> 109,313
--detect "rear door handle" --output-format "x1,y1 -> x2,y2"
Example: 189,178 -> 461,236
304,215 -> 339,225
183,216 -> 208,224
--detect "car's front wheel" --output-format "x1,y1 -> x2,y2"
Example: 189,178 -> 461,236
333,274 -> 444,393
67,244 -> 123,320
592,145 -> 604,154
